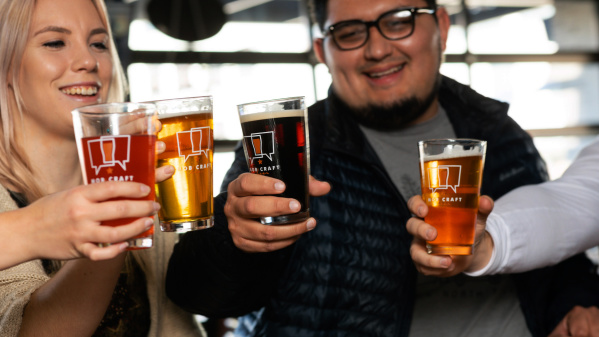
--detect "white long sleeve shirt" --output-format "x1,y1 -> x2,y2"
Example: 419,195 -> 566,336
468,137 -> 599,276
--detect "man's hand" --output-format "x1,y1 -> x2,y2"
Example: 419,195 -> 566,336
549,306 -> 599,337
406,195 -> 494,277
225,173 -> 331,253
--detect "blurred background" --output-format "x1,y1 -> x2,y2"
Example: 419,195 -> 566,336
103,0 -> 599,335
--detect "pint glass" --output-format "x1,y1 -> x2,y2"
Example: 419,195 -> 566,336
418,139 -> 486,255
72,102 -> 158,250
154,96 -> 214,232
237,96 -> 310,225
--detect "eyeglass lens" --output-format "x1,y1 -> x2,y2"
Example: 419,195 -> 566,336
331,9 -> 415,50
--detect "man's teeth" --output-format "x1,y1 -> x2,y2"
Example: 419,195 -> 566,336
369,66 -> 403,78
61,87 -> 98,96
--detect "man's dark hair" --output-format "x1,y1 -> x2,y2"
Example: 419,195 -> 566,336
307,0 -> 437,31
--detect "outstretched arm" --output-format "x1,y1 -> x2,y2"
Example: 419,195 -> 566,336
0,181 -> 157,270
483,138 -> 599,274
1,181 -> 160,337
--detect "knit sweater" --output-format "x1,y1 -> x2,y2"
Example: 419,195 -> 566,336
0,184 -> 204,337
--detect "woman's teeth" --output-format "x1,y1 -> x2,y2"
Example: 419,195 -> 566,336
61,87 -> 98,96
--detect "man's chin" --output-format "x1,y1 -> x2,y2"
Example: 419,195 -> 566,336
348,94 -> 436,131
345,95 -> 402,111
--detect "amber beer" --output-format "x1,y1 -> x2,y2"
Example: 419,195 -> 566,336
238,97 -> 309,225
418,139 -> 486,255
72,102 -> 158,250
155,102 -> 214,232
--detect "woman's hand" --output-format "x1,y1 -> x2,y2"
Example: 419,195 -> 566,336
23,181 -> 159,262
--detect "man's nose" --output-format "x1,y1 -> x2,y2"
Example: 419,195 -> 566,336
363,25 -> 393,60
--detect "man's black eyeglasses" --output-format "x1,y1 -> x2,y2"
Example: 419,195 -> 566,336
323,7 -> 437,51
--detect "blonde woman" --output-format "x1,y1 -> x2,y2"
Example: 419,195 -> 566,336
0,0 -> 204,335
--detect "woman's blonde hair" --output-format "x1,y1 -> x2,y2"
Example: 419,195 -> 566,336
0,0 -> 128,202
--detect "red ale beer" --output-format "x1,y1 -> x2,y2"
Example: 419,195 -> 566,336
419,139 -> 486,255
80,134 -> 156,248
239,109 -> 309,225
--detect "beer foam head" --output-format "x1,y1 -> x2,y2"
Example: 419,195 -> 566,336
153,96 -> 213,118
238,96 -> 305,122
419,139 -> 486,160
239,109 -> 305,123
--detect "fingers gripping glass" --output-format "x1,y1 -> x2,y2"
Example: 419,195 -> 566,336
324,7 -> 437,51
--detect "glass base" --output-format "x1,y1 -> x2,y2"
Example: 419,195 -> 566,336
260,211 -> 309,225
426,243 -> 473,255
160,216 -> 214,233
98,234 -> 153,250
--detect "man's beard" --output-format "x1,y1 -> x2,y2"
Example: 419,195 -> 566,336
339,74 -> 442,131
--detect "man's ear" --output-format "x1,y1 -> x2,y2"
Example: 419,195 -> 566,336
436,7 -> 451,52
313,38 -> 326,64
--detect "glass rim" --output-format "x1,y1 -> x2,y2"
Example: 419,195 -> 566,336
236,96 -> 305,109
149,96 -> 213,116
71,102 -> 157,116
148,95 -> 213,105
418,138 -> 486,146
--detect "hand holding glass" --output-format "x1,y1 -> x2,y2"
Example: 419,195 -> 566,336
237,96 -> 310,225
72,102 -> 158,250
418,139 -> 486,255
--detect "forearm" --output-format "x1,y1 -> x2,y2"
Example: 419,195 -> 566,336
486,197 -> 599,274
167,193 -> 291,317
18,255 -> 126,336
0,209 -> 46,270
478,140 -> 599,274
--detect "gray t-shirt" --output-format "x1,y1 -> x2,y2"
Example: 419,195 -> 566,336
360,106 -> 531,337
360,105 -> 455,201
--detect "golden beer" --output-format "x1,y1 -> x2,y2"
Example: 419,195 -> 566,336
418,139 -> 486,255
156,111 -> 214,232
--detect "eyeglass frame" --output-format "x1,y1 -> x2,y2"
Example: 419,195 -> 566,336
322,7 -> 438,51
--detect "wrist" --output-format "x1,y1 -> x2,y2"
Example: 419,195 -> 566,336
0,209 -> 39,268
466,231 -> 494,273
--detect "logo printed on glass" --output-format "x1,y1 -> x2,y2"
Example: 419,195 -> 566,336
176,126 -> 211,163
245,131 -> 275,163
427,165 -> 462,193
87,135 -> 131,175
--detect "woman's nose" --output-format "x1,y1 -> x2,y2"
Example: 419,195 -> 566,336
72,46 -> 99,72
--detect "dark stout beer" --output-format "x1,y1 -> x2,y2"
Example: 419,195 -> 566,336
240,109 -> 309,225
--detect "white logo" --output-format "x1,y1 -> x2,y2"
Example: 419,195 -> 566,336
427,165 -> 461,193
176,126 -> 211,163
245,131 -> 275,163
87,135 -> 131,175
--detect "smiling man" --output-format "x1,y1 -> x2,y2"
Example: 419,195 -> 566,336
166,0 -> 599,336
